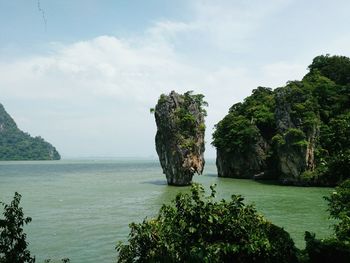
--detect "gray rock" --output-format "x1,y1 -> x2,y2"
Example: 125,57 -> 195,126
274,87 -> 319,182
154,91 -> 206,186
216,134 -> 268,179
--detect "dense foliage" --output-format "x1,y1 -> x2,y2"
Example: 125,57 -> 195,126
212,55 -> 350,185
0,193 -> 35,263
324,179 -> 350,241
308,55 -> 350,85
213,87 -> 275,152
172,91 -> 208,138
0,104 -> 60,160
303,179 -> 350,262
117,184 -> 298,263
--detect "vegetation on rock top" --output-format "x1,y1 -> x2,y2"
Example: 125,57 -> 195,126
153,91 -> 207,185
212,55 -> 350,185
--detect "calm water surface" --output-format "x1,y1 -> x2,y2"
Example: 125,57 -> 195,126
0,160 -> 333,262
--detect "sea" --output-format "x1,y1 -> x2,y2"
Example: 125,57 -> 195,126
0,159 -> 333,262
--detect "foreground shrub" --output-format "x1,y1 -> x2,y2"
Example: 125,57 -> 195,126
303,232 -> 350,263
117,184 -> 298,263
303,179 -> 350,262
325,178 -> 350,241
0,192 -> 35,263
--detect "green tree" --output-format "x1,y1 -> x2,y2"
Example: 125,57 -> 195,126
308,54 -> 350,85
212,114 -> 259,153
0,192 -> 35,263
324,179 -> 350,241
303,179 -> 350,262
117,184 -> 297,263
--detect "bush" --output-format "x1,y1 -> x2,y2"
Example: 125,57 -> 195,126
303,232 -> 350,263
323,151 -> 350,185
324,179 -> 350,241
0,192 -> 35,263
303,179 -> 350,262
117,184 -> 298,263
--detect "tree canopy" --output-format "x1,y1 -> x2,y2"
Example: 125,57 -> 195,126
0,193 -> 35,263
117,184 -> 297,263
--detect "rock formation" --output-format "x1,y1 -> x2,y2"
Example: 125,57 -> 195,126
212,55 -> 350,186
0,103 -> 60,160
213,87 -> 274,180
213,84 -> 320,184
216,130 -> 268,179
274,86 -> 319,183
154,91 -> 206,186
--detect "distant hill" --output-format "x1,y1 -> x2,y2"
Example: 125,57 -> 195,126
0,104 -> 60,160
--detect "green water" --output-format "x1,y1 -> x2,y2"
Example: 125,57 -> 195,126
0,160 -> 333,262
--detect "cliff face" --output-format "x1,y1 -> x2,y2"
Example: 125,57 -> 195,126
154,91 -> 206,186
216,134 -> 268,179
274,86 -> 319,182
212,87 -> 275,180
213,84 -> 320,184
0,103 -> 61,160
212,55 -> 350,186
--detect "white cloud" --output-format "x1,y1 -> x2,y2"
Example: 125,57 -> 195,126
261,62 -> 307,87
188,0 -> 293,51
1,0 -> 349,158
0,33 -> 257,157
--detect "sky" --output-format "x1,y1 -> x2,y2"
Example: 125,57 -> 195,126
0,0 -> 350,159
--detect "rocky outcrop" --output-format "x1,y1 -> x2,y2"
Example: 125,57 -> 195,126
213,55 -> 350,186
216,134 -> 268,179
212,87 -> 275,180
154,91 -> 206,186
213,83 -> 320,184
212,83 -> 321,184
274,86 -> 319,183
0,103 -> 61,160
